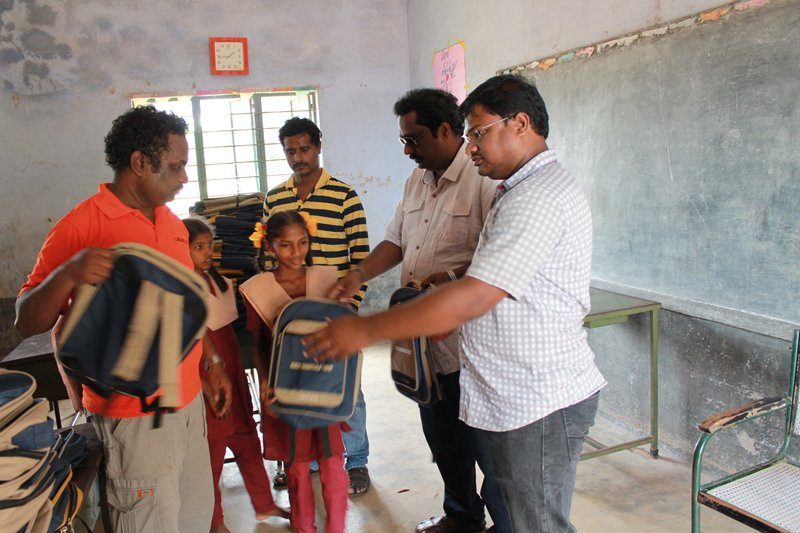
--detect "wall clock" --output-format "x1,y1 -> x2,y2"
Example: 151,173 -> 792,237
209,37 -> 249,76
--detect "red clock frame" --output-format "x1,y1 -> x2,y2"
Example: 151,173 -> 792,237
209,37 -> 249,76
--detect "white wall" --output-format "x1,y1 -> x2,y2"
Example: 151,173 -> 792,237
0,0 -> 411,297
406,0 -> 727,89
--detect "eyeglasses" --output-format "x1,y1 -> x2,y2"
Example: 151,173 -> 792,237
462,115 -> 513,144
398,131 -> 425,147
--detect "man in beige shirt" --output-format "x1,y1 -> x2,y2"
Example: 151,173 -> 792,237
331,89 -> 510,533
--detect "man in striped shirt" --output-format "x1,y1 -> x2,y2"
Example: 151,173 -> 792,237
263,117 -> 372,494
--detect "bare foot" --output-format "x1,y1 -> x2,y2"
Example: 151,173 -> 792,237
210,524 -> 231,533
256,505 -> 291,521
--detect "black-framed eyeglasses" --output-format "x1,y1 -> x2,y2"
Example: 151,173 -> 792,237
462,115 -> 513,144
398,131 -> 425,147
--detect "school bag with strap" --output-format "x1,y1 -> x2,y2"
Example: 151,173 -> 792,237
389,282 -> 441,406
0,403 -> 55,533
0,400 -> 53,453
47,414 -> 87,533
0,448 -> 54,533
0,371 -> 54,453
0,369 -> 56,533
56,242 -> 209,425
267,298 -> 363,430
239,265 -> 361,432
0,370 -> 36,429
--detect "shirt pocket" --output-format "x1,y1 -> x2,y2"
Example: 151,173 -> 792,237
400,197 -> 424,247
437,200 -> 473,248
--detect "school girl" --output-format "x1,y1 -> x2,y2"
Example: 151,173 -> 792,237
240,210 -> 349,533
183,217 -> 289,533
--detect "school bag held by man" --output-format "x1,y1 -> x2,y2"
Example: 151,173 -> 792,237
56,243 -> 209,425
389,282 -> 441,406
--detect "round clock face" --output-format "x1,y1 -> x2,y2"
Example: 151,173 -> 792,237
214,41 -> 245,71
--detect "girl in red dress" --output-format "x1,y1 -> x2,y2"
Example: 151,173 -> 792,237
240,210 -> 349,533
184,217 -> 289,533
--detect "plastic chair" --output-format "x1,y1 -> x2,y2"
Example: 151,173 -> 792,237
691,329 -> 800,532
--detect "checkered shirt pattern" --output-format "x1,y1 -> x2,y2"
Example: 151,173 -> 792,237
461,149 -> 606,431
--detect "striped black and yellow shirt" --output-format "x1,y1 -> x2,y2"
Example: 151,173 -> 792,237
264,169 -> 370,307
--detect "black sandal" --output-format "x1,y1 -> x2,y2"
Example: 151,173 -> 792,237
348,466 -> 370,496
273,471 -> 287,488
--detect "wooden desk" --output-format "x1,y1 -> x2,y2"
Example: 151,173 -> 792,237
1,332 -> 68,427
582,287 -> 660,460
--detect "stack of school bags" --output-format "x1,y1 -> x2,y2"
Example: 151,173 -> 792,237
191,193 -> 265,330
0,369 -> 87,533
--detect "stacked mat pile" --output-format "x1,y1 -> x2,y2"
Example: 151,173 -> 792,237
0,370 -> 87,533
191,193 -> 265,329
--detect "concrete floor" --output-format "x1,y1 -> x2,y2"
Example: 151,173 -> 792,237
211,343 -> 750,533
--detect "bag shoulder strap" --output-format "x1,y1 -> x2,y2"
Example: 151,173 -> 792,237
306,266 -> 339,298
110,280 -> 183,409
111,242 -> 206,293
239,272 -> 291,328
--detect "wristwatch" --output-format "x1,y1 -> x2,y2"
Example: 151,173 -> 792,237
203,354 -> 225,373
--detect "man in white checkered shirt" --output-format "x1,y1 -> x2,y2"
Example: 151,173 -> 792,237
304,74 -> 606,532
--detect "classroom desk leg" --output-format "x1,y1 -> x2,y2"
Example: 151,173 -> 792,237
650,308 -> 659,458
51,400 -> 62,429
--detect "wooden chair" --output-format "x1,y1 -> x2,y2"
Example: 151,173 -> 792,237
691,329 -> 800,532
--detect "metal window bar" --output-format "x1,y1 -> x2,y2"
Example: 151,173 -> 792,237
133,90 -> 319,213
191,96 -> 208,200
255,91 -> 320,191
195,94 -> 258,199
252,96 -> 269,193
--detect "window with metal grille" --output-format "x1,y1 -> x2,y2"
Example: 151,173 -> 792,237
131,89 -> 319,216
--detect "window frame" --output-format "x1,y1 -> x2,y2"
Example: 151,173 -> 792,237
131,88 -> 319,212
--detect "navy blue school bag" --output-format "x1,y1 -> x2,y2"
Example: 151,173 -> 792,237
0,370 -> 56,532
0,369 -> 52,452
267,298 -> 363,429
389,283 -> 441,406
48,418 -> 88,533
56,243 -> 209,421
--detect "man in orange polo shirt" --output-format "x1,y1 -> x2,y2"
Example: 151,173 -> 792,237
15,106 -> 232,532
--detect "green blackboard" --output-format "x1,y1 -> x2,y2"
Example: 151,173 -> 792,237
517,1 -> 800,325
